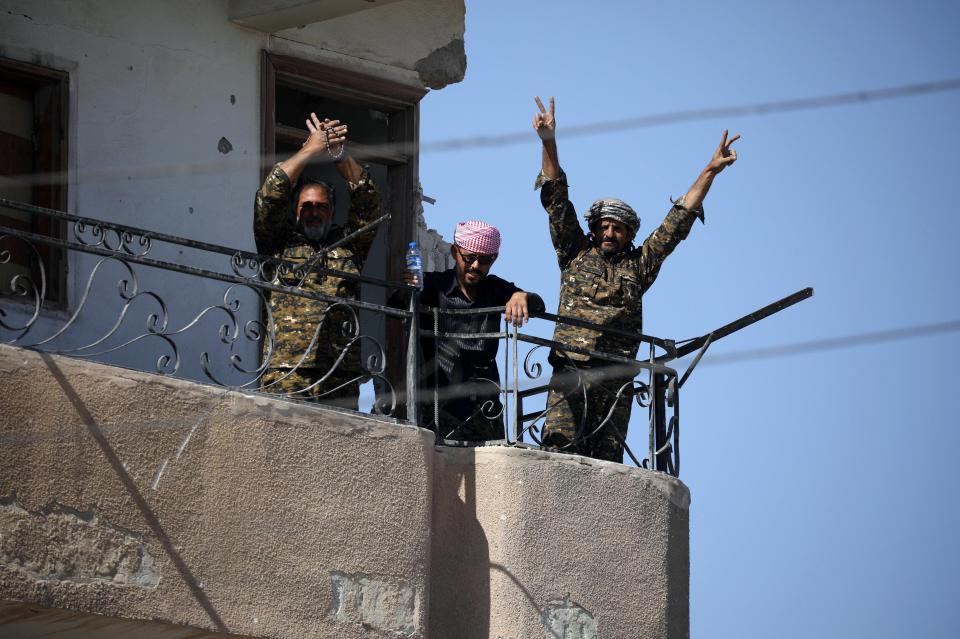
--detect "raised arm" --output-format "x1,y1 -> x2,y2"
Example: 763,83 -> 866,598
533,96 -> 588,267
278,112 -> 342,184
638,130 -> 741,291
254,113 -> 342,254
311,114 -> 379,259
343,166 -> 381,266
680,130 -> 740,212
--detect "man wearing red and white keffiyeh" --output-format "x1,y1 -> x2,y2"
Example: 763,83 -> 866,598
400,220 -> 544,441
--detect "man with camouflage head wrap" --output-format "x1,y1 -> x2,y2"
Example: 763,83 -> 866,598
255,112 -> 381,410
532,96 -> 740,462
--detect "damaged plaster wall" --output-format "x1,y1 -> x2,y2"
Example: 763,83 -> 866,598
0,344 -> 435,638
0,345 -> 690,638
0,501 -> 160,588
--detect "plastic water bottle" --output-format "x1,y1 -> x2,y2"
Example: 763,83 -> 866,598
405,241 -> 423,290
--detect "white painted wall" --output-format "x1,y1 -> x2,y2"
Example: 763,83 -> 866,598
0,0 -> 464,388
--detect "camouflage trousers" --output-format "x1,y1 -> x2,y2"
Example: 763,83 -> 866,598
261,367 -> 360,411
541,362 -> 633,463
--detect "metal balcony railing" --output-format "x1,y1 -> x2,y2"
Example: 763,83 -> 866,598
0,197 -> 811,477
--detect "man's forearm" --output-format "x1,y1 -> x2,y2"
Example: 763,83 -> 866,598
541,140 -> 561,181
335,155 -> 364,185
277,147 -> 313,185
682,130 -> 739,210
681,168 -> 717,212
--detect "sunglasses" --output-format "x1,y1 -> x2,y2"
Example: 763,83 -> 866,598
457,251 -> 497,266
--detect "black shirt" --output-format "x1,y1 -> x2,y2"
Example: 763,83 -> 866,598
420,269 -> 522,375
416,269 -> 543,426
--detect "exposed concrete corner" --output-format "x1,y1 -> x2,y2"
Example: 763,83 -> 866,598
430,445 -> 690,638
414,38 -> 466,90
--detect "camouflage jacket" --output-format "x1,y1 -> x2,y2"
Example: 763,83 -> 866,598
536,170 -> 702,362
254,163 -> 380,370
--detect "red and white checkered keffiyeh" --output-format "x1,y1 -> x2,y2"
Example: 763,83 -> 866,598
454,220 -> 501,255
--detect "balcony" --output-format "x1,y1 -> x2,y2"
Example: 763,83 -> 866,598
0,197 -> 806,637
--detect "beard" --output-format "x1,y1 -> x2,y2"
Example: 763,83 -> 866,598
599,238 -> 622,257
459,266 -> 485,289
301,219 -> 331,242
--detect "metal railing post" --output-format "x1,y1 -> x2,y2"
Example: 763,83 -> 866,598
405,290 -> 419,425
511,323 -> 520,443
653,372 -> 668,472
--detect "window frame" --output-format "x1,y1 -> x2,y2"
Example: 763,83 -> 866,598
0,56 -> 69,308
260,51 -> 427,419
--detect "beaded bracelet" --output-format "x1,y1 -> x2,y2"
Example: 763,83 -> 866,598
324,129 -> 345,161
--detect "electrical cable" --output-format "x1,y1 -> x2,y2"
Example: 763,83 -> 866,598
684,318 -> 960,366
7,77 -> 960,187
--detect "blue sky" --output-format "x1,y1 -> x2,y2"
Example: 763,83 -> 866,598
418,1 -> 960,636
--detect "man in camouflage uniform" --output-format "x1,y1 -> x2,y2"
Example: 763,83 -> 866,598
255,112 -> 381,410
532,96 -> 740,462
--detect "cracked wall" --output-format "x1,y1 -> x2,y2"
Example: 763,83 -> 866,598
0,345 -> 688,638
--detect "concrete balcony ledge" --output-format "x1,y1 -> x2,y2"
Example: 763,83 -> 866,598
0,344 -> 689,638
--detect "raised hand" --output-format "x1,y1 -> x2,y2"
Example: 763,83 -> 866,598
322,116 -> 347,158
706,129 -> 740,175
533,96 -> 556,142
302,113 -> 347,157
302,112 -> 330,155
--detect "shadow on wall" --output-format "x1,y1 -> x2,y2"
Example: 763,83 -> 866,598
430,449 -> 490,638
39,354 -> 229,633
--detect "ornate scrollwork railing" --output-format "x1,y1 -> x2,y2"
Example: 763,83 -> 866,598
0,197 -> 412,419
0,196 -> 812,477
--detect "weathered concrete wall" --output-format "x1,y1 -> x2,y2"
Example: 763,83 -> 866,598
0,600 -> 256,638
431,447 -> 690,639
229,0 -> 407,34
0,344 -> 689,638
0,345 -> 434,638
271,0 -> 467,89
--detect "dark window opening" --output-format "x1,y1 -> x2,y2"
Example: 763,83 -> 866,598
0,57 -> 68,306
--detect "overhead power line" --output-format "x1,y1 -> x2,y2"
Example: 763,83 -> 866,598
688,318 -> 960,366
8,77 -> 960,187
422,77 -> 960,151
